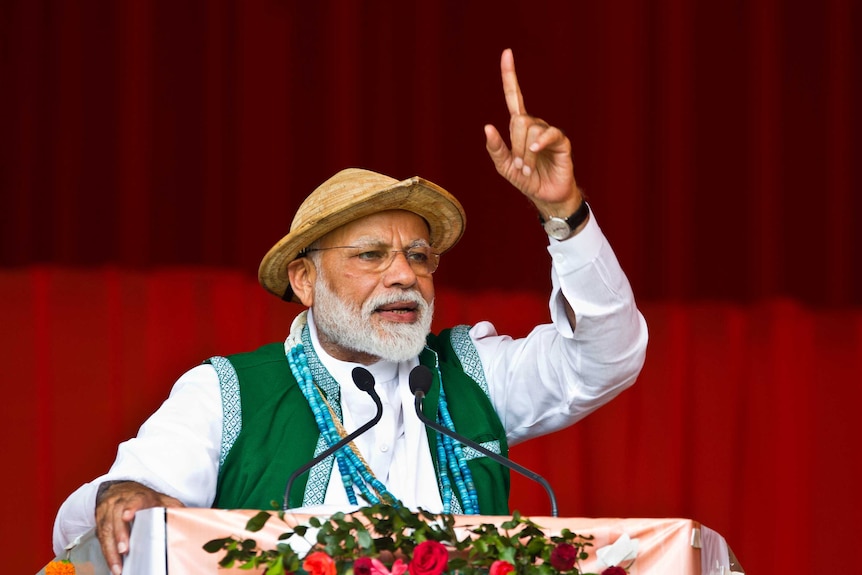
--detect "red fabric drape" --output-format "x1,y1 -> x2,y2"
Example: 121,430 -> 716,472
1,1 -> 859,305
4,267 -> 862,574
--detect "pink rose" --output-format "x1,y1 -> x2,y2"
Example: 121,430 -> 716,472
408,540 -> 449,575
489,560 -> 515,575
549,543 -> 578,571
303,551 -> 336,575
360,558 -> 408,575
379,558 -> 408,575
601,567 -> 627,575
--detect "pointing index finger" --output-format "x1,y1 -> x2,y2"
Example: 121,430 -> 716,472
501,48 -> 526,116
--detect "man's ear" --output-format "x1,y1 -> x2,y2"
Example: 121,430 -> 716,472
287,258 -> 316,307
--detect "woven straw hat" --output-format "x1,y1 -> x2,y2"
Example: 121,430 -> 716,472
259,168 -> 466,301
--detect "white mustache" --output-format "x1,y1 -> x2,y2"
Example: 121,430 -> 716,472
363,290 -> 429,315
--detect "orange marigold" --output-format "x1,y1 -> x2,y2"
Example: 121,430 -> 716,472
45,560 -> 76,575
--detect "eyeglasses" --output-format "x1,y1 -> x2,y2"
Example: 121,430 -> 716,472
301,243 -> 441,275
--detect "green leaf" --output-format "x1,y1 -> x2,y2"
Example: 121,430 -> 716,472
448,558 -> 468,570
500,518 -> 518,530
499,547 -> 516,564
357,530 -> 373,549
203,537 -> 233,553
246,511 -> 273,532
265,559 -> 286,575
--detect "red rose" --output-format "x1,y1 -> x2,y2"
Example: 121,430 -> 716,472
601,567 -> 627,575
408,540 -> 449,575
549,543 -> 578,571
354,557 -> 374,575
490,560 -> 515,575
303,551 -> 336,575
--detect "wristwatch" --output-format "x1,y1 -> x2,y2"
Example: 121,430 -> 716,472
539,201 -> 590,240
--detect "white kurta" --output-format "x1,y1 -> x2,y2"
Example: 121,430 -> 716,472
52,213 -> 648,556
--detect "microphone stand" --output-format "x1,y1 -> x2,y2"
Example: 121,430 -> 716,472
282,367 -> 383,511
410,365 -> 558,517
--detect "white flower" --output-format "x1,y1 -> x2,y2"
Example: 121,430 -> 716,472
596,533 -> 639,567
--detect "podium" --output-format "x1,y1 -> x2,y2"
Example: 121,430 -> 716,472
39,508 -> 742,574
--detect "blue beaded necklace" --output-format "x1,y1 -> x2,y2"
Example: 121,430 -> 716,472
428,352 -> 479,515
285,311 -> 478,514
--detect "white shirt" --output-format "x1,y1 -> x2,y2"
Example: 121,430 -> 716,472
52,213 -> 648,555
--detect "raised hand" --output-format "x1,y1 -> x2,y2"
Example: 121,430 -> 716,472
484,49 -> 584,219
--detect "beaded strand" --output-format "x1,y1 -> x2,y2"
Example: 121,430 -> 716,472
434,429 -> 454,513
286,339 -> 359,504
437,383 -> 479,514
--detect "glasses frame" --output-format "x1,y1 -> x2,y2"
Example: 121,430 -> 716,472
300,243 -> 441,275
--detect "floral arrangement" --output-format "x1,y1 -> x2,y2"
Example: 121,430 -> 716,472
204,504 -> 632,575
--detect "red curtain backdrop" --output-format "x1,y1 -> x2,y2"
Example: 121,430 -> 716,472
2,2 -> 860,574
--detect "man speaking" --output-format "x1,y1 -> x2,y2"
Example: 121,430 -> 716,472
52,49 -> 648,575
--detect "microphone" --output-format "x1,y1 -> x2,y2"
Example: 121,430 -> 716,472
408,364 -> 559,517
283,366 -> 383,510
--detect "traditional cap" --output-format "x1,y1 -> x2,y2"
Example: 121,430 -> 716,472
258,168 -> 466,301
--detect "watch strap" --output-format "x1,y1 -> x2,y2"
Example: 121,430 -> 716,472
538,200 -> 590,229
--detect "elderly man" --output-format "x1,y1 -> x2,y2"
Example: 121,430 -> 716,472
53,49 -> 647,575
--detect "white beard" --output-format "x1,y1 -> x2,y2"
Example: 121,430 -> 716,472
311,274 -> 434,363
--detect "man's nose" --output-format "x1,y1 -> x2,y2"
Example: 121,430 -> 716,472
382,251 -> 419,286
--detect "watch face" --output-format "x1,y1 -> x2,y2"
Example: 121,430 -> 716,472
543,217 -> 571,240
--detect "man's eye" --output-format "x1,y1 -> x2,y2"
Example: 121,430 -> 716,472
356,250 -> 386,261
406,250 -> 430,264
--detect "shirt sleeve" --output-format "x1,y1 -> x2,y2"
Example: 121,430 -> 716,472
472,211 -> 648,446
51,364 -> 224,556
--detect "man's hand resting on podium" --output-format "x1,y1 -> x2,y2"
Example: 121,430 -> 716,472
95,480 -> 184,575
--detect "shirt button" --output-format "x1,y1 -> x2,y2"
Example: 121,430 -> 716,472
379,444 -> 390,452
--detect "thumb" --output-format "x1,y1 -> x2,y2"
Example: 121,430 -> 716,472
161,494 -> 186,508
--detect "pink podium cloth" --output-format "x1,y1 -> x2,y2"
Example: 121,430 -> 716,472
161,509 -> 706,574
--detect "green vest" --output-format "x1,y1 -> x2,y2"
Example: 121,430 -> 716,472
208,326 -> 510,514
